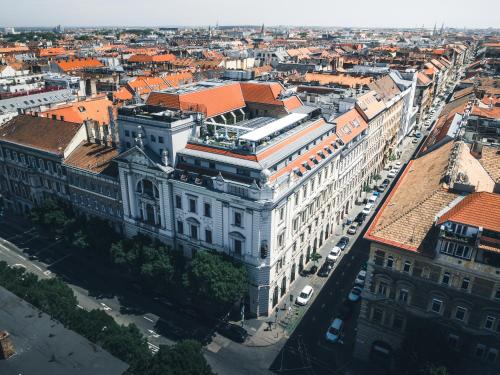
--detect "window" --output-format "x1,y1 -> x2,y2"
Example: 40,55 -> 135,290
278,232 -> 285,248
431,298 -> 443,314
126,141 -> 131,148
485,316 -> 495,330
150,135 -> 156,142
372,308 -> 383,323
125,130 -> 130,137
234,211 -> 242,227
205,230 -> 212,244
442,272 -> 451,285
378,282 -> 388,297
195,159 -> 201,166
204,203 -> 211,217
455,306 -> 467,321
158,136 -> 164,144
132,131 -> 137,138
398,289 -> 409,303
461,277 -> 470,291
294,193 -> 299,205
386,256 -> 394,269
189,198 -> 197,213
209,162 -> 215,169
495,288 -> 500,300
403,260 -> 411,273
292,217 -> 299,231
175,195 -> 182,209
279,207 -> 285,221
191,225 -> 198,240
177,220 -> 184,234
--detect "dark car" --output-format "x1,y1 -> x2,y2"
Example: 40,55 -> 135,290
318,261 -> 333,277
336,236 -> 350,250
338,300 -> 354,321
217,322 -> 248,343
354,212 -> 366,224
382,178 -> 390,185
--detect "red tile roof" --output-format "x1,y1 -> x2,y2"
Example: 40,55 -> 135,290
437,192 -> 500,232
64,142 -> 118,175
334,108 -> 368,144
128,54 -> 176,63
39,95 -> 113,126
56,58 -> 103,72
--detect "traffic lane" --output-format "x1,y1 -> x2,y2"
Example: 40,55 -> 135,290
0,240 -> 50,278
270,173 -> 402,374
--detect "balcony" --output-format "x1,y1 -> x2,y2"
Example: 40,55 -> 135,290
440,229 -> 476,245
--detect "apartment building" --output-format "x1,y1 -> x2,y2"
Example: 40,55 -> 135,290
354,140 -> 500,374
112,77 -> 407,316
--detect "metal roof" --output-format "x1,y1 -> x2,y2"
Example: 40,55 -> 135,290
239,113 -> 307,142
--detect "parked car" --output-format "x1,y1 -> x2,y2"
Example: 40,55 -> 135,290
347,222 -> 360,235
217,322 -> 248,343
327,247 -> 341,263
372,191 -> 381,197
376,184 -> 387,193
296,285 -> 314,306
387,170 -> 397,179
336,236 -> 350,250
362,203 -> 374,215
354,212 -> 367,224
368,194 -> 378,204
412,138 -> 419,144
338,300 -> 354,321
394,161 -> 401,168
382,178 -> 390,185
325,318 -> 344,344
415,131 -> 422,138
355,270 -> 367,286
348,286 -> 363,302
318,261 -> 333,277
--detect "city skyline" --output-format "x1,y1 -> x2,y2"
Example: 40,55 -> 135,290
1,0 -> 500,29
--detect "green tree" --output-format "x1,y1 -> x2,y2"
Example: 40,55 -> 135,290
184,251 -> 248,308
310,252 -> 322,268
146,340 -> 214,375
30,199 -> 75,238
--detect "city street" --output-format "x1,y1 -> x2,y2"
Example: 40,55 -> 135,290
0,84 -> 451,374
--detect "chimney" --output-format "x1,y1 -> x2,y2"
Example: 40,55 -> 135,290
107,106 -> 118,147
162,150 -> 169,166
93,122 -> 100,144
0,331 -> 15,360
83,120 -> 92,143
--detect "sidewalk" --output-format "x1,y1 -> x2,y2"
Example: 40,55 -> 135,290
242,133 -> 422,348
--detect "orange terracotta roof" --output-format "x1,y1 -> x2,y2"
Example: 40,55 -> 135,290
334,108 -> 368,144
39,95 -> 113,126
471,105 -> 500,119
56,58 -> 103,72
39,47 -> 68,57
417,72 -> 432,86
437,192 -> 500,232
114,86 -> 134,101
258,118 -> 327,162
147,82 -> 245,118
185,143 -> 257,162
268,119 -> 334,181
128,54 -> 176,63
240,81 -> 302,110
304,72 -> 372,88
0,46 -> 30,54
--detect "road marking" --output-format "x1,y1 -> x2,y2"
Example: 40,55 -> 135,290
77,304 -> 84,309
147,329 -> 160,338
143,316 -> 154,323
33,264 -> 42,271
15,254 -> 27,261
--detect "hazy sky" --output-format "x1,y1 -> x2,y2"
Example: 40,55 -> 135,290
1,0 -> 499,29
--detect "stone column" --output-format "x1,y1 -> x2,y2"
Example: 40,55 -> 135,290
127,173 -> 137,218
159,182 -> 166,229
